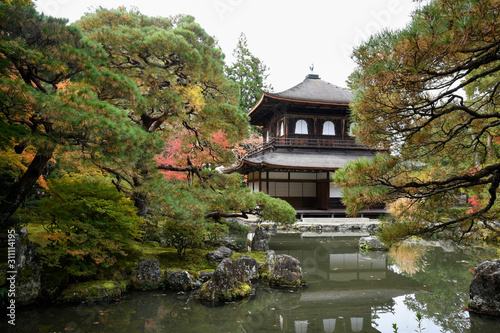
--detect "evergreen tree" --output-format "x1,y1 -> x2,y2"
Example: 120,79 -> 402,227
333,0 -> 500,242
226,33 -> 272,112
0,4 -> 146,230
0,5 -> 296,234
77,9 -> 295,226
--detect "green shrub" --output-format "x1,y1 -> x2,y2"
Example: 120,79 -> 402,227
162,219 -> 204,256
204,222 -> 229,246
36,174 -> 142,278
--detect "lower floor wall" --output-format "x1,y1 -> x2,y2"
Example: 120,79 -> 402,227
245,170 -> 385,217
246,170 -> 340,211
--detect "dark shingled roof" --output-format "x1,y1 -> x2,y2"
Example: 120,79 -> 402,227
268,75 -> 352,104
248,75 -> 353,125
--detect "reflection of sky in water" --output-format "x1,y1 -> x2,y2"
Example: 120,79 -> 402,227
374,295 -> 448,333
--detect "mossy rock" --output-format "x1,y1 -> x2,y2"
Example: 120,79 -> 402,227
268,253 -> 304,288
199,280 -> 252,302
131,258 -> 163,291
197,258 -> 252,303
358,236 -> 387,251
17,268 -> 35,284
59,280 -> 128,303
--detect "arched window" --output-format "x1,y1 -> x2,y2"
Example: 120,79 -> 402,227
322,121 -> 336,135
295,119 -> 308,134
279,121 -> 284,136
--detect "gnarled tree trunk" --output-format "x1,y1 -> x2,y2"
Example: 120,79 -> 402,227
0,148 -> 54,231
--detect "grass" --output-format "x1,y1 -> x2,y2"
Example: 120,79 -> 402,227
233,250 -> 268,263
25,222 -> 51,247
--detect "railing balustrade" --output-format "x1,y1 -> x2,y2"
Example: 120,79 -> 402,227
244,137 -> 365,157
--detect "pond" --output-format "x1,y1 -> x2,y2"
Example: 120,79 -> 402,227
7,232 -> 500,332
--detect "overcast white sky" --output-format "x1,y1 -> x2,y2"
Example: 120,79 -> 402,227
34,0 -> 419,92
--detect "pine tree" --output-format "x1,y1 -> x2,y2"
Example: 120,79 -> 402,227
0,4 -> 145,230
334,0 -> 500,242
226,33 -> 272,112
77,8 -> 295,225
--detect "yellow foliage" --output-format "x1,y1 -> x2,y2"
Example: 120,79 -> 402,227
389,242 -> 427,275
56,79 -> 71,92
176,85 -> 206,111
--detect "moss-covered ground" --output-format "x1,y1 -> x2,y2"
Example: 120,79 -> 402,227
25,223 -> 267,277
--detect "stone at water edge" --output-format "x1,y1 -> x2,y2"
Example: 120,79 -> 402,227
359,236 -> 386,251
269,253 -> 304,287
165,271 -> 195,291
251,225 -> 269,251
199,258 -> 252,302
132,258 -> 163,290
59,280 -> 128,303
469,259 -> 500,316
207,246 -> 233,264
14,227 -> 42,305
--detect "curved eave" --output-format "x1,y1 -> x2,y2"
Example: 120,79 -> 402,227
248,92 -> 350,117
229,149 -> 378,174
234,159 -> 339,173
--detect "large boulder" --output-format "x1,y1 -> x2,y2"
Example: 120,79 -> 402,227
469,259 -> 500,316
14,227 -> 42,305
199,258 -> 252,302
207,246 -> 233,264
235,255 -> 259,280
251,226 -> 269,251
268,252 -> 303,287
166,271 -> 194,291
132,258 -> 163,290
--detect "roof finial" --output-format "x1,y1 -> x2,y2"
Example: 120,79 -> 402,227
309,63 -> 314,72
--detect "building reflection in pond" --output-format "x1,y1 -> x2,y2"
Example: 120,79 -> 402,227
351,317 -> 363,332
270,233 -> 426,333
323,318 -> 335,333
295,320 -> 308,333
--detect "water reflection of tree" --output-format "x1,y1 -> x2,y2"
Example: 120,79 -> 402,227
371,303 -> 397,331
391,244 -> 493,332
389,242 -> 428,275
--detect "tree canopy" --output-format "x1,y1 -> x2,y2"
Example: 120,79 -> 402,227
333,0 -> 500,242
0,4 -> 145,230
76,8 -> 294,224
0,5 -> 296,234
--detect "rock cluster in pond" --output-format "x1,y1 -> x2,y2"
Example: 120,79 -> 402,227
199,258 -> 252,302
251,226 -> 269,251
207,246 -> 233,263
4,228 -> 304,306
198,249 -> 305,303
132,258 -> 163,290
469,259 -> 500,316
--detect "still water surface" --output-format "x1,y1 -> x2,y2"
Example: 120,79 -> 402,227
9,233 -> 500,332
